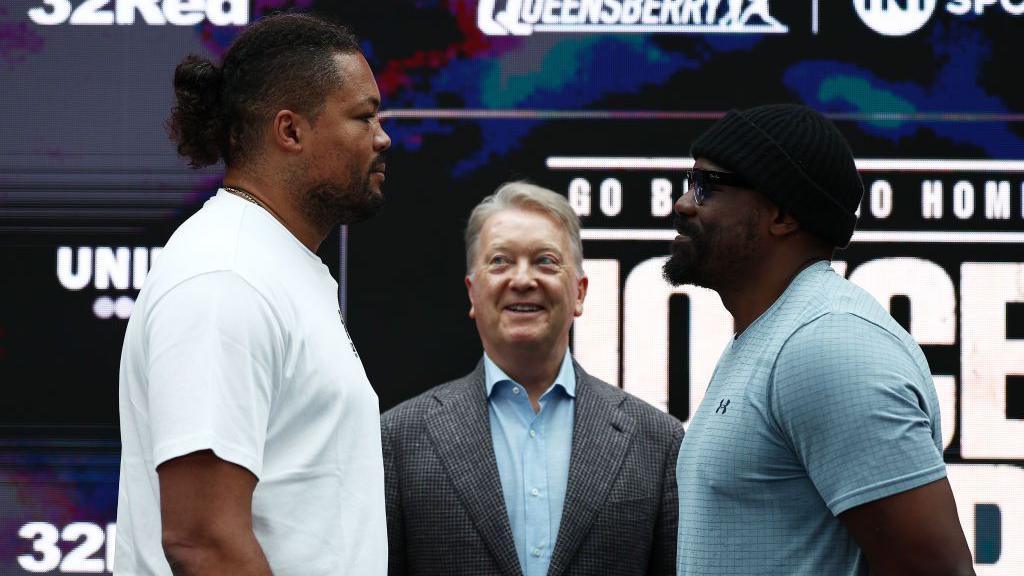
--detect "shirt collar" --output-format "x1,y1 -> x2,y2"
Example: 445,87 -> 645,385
483,349 -> 577,399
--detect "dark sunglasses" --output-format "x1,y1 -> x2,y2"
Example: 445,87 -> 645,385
685,168 -> 752,205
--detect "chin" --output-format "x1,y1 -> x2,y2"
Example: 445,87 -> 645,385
663,243 -> 715,287
499,332 -> 549,350
662,260 -> 695,287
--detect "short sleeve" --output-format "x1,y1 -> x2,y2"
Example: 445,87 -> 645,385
767,312 -> 946,516
144,271 -> 282,478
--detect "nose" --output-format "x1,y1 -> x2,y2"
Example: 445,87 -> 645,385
374,121 -> 392,152
675,187 -> 697,217
508,260 -> 537,291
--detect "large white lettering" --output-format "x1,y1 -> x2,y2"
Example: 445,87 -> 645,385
573,255 -> 1023,460
961,263 -> 1024,459
28,0 -> 247,25
574,260 -> 621,384
56,247 -> 161,291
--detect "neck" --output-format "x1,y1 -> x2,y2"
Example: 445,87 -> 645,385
223,168 -> 328,253
487,343 -> 567,411
719,254 -> 826,336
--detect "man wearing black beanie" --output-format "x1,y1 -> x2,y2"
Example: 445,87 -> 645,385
665,104 -> 974,576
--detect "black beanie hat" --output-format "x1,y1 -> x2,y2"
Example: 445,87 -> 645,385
691,104 -> 864,248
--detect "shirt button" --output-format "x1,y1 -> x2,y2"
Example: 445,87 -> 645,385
531,488 -> 540,497
512,386 -> 521,395
529,429 -> 536,438
532,547 -> 542,557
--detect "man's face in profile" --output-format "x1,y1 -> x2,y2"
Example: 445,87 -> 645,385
663,158 -> 763,290
300,52 -> 391,227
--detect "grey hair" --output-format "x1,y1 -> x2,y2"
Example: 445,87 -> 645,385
465,181 -> 584,276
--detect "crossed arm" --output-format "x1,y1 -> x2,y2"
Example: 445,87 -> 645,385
158,450 -> 272,576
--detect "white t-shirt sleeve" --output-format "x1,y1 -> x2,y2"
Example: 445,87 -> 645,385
144,270 -> 282,478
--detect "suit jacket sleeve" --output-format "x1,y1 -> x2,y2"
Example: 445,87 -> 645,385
648,425 -> 684,575
382,416 -> 406,576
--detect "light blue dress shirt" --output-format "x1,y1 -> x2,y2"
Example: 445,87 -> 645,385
484,351 -> 576,576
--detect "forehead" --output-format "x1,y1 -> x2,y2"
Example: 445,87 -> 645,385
479,208 -> 568,248
326,52 -> 380,107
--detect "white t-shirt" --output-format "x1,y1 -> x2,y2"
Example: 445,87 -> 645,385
115,190 -> 386,575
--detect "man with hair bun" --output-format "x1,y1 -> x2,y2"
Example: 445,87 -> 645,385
382,181 -> 684,576
667,104 -> 974,575
115,12 -> 391,575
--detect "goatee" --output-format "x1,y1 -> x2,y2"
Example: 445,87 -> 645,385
302,155 -> 386,228
305,180 -> 384,227
662,209 -> 761,290
662,217 -> 708,287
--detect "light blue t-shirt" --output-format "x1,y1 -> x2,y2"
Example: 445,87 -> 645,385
485,351 -> 575,576
676,261 -> 946,576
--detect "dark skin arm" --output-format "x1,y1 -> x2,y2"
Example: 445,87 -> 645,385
839,477 -> 975,576
158,450 -> 272,576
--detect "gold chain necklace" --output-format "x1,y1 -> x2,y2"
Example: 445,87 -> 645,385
223,185 -> 263,209
222,185 -> 293,233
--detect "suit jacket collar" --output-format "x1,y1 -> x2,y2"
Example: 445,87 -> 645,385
547,363 -> 636,576
425,360 -> 636,576
425,361 -> 522,576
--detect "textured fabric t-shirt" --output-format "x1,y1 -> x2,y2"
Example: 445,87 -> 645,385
676,261 -> 946,576
115,190 -> 387,575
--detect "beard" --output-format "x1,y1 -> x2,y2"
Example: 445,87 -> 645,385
300,155 -> 386,228
662,210 -> 761,289
662,217 -> 710,287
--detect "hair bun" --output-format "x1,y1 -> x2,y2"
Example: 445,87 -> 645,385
168,55 -> 227,168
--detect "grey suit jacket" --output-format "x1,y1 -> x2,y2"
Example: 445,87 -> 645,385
382,360 -> 684,576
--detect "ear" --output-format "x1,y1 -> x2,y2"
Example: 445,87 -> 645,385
573,275 -> 589,317
270,109 -> 306,153
768,207 -> 801,239
465,275 -> 476,319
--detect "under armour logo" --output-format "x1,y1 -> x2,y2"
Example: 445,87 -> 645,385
715,399 -> 731,414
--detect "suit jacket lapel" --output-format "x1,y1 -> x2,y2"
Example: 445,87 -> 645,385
547,366 -> 636,576
425,363 -> 522,576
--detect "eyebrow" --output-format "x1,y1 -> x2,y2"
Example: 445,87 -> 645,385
486,243 -> 564,256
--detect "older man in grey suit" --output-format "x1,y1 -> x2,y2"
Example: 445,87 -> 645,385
382,182 -> 684,576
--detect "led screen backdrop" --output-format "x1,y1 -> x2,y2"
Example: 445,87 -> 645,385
1,0 -> 1023,573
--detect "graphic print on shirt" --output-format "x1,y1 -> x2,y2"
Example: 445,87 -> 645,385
338,309 -> 360,357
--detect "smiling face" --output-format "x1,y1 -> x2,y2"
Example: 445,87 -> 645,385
662,157 -> 766,290
466,208 -> 588,358
298,52 -> 391,227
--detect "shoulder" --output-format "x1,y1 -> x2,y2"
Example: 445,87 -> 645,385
144,198 -> 278,304
381,368 -> 481,431
796,270 -> 915,343
779,310 -> 920,371
786,311 -> 889,348
577,365 -> 684,440
143,271 -> 280,337
769,312 -> 933,420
